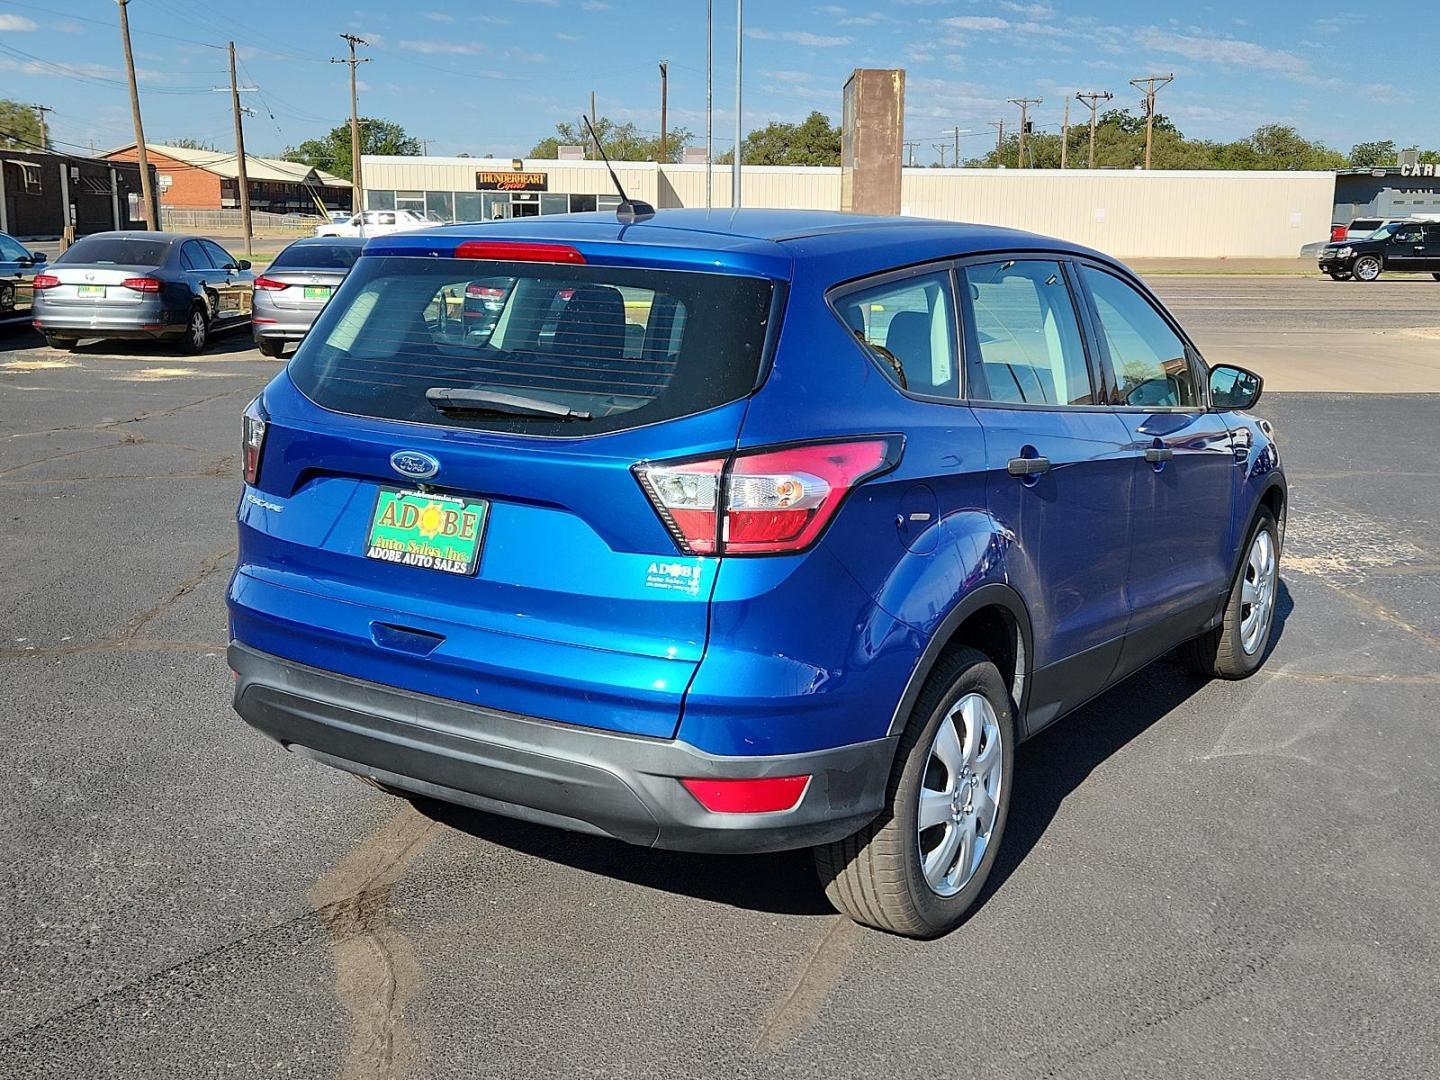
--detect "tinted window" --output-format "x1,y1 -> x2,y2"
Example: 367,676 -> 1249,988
0,235 -> 28,261
271,243 -> 362,270
834,271 -> 957,396
59,236 -> 172,266
288,257 -> 774,436
179,241 -> 206,271
201,241 -> 236,269
1080,266 -> 1197,408
962,260 -> 1092,406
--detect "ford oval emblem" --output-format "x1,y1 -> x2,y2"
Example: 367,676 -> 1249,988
390,450 -> 439,481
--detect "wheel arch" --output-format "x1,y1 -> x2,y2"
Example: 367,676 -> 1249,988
886,583 -> 1034,740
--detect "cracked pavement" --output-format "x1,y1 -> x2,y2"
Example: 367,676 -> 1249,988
1,288 -> 1438,1080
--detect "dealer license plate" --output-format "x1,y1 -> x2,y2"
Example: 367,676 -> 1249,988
303,285 -> 332,301
76,285 -> 105,298
364,487 -> 488,576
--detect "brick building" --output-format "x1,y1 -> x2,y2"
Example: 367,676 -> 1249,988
103,144 -> 351,215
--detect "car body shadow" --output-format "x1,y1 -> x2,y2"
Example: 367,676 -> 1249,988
413,580 -> 1294,923
2,321 -> 260,357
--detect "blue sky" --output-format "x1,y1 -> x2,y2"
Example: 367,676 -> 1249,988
0,0 -> 1432,164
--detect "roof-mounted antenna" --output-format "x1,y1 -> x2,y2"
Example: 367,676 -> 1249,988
582,115 -> 656,224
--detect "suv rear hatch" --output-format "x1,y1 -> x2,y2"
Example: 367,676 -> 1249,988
231,238 -> 783,740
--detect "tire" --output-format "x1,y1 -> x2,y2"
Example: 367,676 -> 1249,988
255,337 -> 285,359
814,646 -> 1015,938
177,305 -> 209,354
1179,507 -> 1280,680
1432,273 -> 1440,282
43,333 -> 77,351
1352,255 -> 1383,282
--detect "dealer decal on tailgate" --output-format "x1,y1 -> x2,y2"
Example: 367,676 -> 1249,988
365,487 -> 488,576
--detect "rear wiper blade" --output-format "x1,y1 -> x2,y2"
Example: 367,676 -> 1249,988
425,387 -> 592,420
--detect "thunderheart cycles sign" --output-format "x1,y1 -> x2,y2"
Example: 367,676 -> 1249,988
476,171 -> 548,191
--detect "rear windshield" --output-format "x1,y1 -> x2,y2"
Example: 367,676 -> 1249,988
59,236 -> 172,266
272,243 -> 362,270
288,256 -> 775,436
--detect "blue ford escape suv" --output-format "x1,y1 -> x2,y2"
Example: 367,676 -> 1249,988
229,209 -> 1285,938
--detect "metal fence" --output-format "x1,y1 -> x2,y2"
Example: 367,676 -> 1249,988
158,208 -> 323,233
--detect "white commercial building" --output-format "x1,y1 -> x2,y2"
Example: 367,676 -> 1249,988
360,156 -> 1337,259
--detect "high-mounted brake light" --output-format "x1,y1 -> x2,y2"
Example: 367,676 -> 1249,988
121,277 -> 162,293
32,274 -> 60,291
635,437 -> 901,556
242,397 -> 267,486
453,240 -> 586,264
253,276 -> 289,291
681,775 -> 810,814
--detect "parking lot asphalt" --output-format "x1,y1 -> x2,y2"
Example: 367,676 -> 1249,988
2,277 -> 1438,1080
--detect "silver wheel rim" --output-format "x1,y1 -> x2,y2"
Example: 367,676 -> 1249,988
917,692 -> 1003,897
1240,528 -> 1278,656
1355,258 -> 1380,281
190,312 -> 205,348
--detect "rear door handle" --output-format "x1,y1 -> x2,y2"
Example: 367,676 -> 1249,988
1008,456 -> 1051,477
1144,447 -> 1174,463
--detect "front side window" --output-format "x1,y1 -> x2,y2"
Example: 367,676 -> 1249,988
0,235 -> 29,261
1080,266 -> 1198,408
962,260 -> 1093,406
833,270 -> 957,397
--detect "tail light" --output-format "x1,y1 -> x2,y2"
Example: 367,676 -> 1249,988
242,397 -> 268,485
121,277 -> 162,292
635,437 -> 901,556
1330,225 -> 1347,242
464,283 -> 506,299
681,775 -> 810,814
253,276 -> 289,291
32,273 -> 59,290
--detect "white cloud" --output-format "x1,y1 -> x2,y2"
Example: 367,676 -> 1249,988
942,16 -> 1009,32
0,14 -> 38,31
746,27 -> 852,47
1138,28 -> 1309,76
423,11 -> 454,22
398,39 -> 486,54
555,32 -> 583,42
581,0 -> 610,8
999,1 -> 1053,15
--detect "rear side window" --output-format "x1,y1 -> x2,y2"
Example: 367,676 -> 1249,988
288,256 -> 774,436
961,260 -> 1093,407
833,270 -> 957,397
1079,266 -> 1198,408
272,243 -> 361,270
59,236 -> 172,266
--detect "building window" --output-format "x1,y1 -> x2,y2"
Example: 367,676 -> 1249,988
540,193 -> 569,215
455,192 -> 483,221
367,189 -> 396,211
426,190 -> 455,222
395,190 -> 425,214
20,162 -> 42,195
569,194 -> 597,213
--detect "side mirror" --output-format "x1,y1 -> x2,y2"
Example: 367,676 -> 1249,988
30,251 -> 47,264
237,259 -> 252,271
1210,364 -> 1263,411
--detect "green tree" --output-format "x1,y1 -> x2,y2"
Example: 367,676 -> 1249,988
284,118 -> 421,180
0,98 -> 46,151
160,136 -> 219,151
529,117 -> 693,163
1349,140 -> 1397,167
1418,148 -> 1440,166
736,111 -> 842,166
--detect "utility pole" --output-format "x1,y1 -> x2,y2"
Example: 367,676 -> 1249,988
116,0 -> 157,229
989,119 -> 1005,166
1060,95 -> 1070,170
903,141 -> 919,168
733,0 -> 742,209
658,61 -> 669,162
332,34 -> 370,211
1008,97 -> 1041,168
931,143 -> 950,168
1130,73 -> 1174,170
32,104 -> 53,150
227,43 -> 253,257
705,0 -> 713,207
1076,90 -> 1113,169
589,89 -> 598,159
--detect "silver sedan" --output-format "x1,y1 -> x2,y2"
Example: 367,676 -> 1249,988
251,237 -> 364,359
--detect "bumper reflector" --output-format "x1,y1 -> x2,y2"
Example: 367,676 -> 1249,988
680,775 -> 810,814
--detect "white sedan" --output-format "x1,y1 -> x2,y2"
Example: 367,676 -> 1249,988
315,209 -> 437,238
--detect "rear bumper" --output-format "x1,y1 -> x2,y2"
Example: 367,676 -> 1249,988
251,306 -> 320,341
229,642 -> 895,853
32,297 -> 180,337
